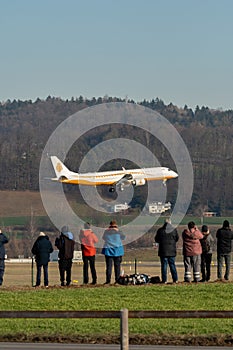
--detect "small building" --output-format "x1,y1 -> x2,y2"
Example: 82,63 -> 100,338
73,250 -> 82,261
148,202 -> 171,214
50,250 -> 82,261
203,211 -> 217,217
110,202 -> 130,213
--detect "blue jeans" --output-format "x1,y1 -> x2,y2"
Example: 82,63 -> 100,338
105,256 -> 122,283
160,256 -> 178,283
217,254 -> 231,280
36,263 -> 48,286
0,259 -> 5,285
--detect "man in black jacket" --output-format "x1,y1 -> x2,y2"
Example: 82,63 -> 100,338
216,220 -> 233,281
0,228 -> 9,286
31,232 -> 53,287
155,218 -> 179,283
55,226 -> 75,286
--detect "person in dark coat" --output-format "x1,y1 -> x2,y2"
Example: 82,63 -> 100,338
216,220 -> 233,281
31,232 -> 53,287
200,225 -> 214,282
0,228 -> 9,286
55,225 -> 75,286
155,218 -> 179,283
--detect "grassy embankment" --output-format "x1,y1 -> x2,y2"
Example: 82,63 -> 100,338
0,190 -> 231,227
1,214 -> 231,229
0,283 -> 233,341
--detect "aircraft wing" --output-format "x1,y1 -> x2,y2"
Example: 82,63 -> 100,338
114,173 -> 146,190
111,173 -> 133,189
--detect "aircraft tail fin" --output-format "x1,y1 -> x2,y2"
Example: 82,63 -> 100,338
50,156 -> 72,180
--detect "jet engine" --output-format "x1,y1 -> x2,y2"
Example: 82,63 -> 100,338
109,186 -> 116,193
132,178 -> 146,187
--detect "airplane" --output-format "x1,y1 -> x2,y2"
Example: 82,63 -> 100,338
50,156 -> 178,192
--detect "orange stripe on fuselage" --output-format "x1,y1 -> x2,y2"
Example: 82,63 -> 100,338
60,179 -> 116,185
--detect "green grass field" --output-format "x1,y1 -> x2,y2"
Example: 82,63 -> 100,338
1,282 -> 233,343
0,214 -> 231,228
0,208 -> 233,344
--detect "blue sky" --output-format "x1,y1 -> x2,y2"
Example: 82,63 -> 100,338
1,0 -> 233,110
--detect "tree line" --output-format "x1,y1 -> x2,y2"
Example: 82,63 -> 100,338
0,96 -> 233,215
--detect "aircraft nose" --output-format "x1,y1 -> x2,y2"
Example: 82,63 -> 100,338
167,169 -> 178,178
172,170 -> 178,178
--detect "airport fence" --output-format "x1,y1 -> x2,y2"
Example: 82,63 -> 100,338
1,309 -> 233,350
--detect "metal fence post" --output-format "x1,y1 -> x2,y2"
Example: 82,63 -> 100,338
31,256 -> 34,287
120,308 -> 129,350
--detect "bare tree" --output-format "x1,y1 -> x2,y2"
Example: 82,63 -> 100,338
24,207 -> 38,257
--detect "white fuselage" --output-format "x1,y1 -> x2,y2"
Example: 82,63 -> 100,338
59,167 -> 177,186
50,156 -> 178,188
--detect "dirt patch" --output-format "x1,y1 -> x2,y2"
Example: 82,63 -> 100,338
0,190 -> 46,217
1,334 -> 233,346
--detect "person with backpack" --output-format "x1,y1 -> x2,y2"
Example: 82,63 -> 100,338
155,218 -> 179,284
31,232 -> 53,288
200,225 -> 214,282
79,222 -> 98,285
216,220 -> 233,281
55,225 -> 75,286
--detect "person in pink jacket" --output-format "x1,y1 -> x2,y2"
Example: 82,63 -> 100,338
182,221 -> 203,282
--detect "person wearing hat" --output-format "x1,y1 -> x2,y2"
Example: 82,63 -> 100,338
200,225 -> 214,282
0,228 -> 9,286
216,220 -> 233,281
102,220 -> 125,284
55,225 -> 75,286
31,232 -> 53,287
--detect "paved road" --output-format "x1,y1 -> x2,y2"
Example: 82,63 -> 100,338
0,343 -> 226,350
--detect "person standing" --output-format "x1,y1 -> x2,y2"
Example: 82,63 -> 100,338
102,220 -> 125,284
200,225 -> 214,282
155,218 -> 179,283
0,228 -> 9,286
216,220 -> 233,281
79,222 -> 98,285
55,225 -> 75,286
182,221 -> 203,282
31,232 -> 53,288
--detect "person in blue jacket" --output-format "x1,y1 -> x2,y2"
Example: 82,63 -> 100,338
102,220 -> 125,284
0,228 -> 9,286
32,232 -> 53,287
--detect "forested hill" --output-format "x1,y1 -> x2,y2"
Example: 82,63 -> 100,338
0,96 -> 233,215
